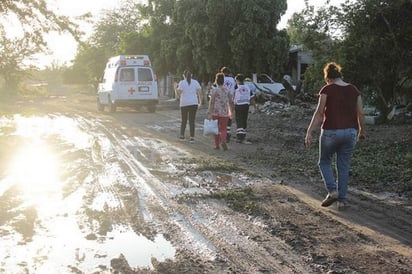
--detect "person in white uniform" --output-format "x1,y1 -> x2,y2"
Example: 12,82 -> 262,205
175,70 -> 202,143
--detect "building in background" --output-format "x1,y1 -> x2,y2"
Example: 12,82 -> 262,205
288,45 -> 314,85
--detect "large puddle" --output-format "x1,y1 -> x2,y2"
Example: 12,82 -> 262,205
0,114 -> 175,272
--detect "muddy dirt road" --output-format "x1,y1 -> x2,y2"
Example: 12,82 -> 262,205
0,94 -> 411,273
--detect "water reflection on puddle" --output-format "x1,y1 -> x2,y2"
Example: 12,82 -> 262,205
0,115 -> 176,272
34,220 -> 175,272
1,217 -> 175,273
8,144 -> 62,209
91,192 -> 122,210
11,114 -> 91,149
102,227 -> 175,268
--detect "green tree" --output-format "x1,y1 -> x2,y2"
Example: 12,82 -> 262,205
67,1 -> 146,86
287,0 -> 412,118
145,0 -> 184,74
338,0 -> 412,118
228,0 -> 289,78
287,1 -> 342,93
63,45 -> 107,89
132,0 -> 289,81
0,29 -> 36,93
71,0 -> 290,85
0,0 -> 81,95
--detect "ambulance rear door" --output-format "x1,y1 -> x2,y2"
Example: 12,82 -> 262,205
116,66 -> 157,100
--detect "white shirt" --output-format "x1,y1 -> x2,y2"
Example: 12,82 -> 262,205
177,79 -> 201,107
234,84 -> 251,105
223,76 -> 236,98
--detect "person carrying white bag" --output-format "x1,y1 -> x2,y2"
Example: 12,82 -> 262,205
203,119 -> 218,136
207,72 -> 233,150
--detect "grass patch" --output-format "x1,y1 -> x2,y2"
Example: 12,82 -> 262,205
192,157 -> 243,172
209,186 -> 264,216
351,141 -> 412,194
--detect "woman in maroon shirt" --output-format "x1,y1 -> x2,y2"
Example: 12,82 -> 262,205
305,62 -> 366,210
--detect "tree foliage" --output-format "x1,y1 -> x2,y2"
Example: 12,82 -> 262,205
0,28 -> 35,93
287,1 -> 343,93
161,0 -> 290,81
0,0 -> 81,95
287,0 -> 412,117
68,1 -> 148,88
63,45 -> 107,88
72,0 -> 289,84
338,0 -> 412,117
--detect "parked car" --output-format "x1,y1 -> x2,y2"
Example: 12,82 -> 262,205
252,73 -> 287,95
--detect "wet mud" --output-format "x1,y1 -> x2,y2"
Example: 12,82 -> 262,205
0,94 -> 411,273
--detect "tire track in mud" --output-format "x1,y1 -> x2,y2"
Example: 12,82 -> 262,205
83,117 -> 218,258
19,96 -> 407,273
3,96 -> 410,273
79,114 -> 321,273
69,104 -> 412,273
183,199 -> 311,273
286,181 -> 412,256
0,114 -> 151,273
85,106 -> 410,273
111,109 -> 412,273
332,190 -> 412,255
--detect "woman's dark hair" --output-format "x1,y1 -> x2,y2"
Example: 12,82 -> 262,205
323,62 -> 342,80
183,69 -> 192,85
215,72 -> 224,86
235,73 -> 245,83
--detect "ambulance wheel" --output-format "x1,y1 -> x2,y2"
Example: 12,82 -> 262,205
108,98 -> 116,113
97,99 -> 104,111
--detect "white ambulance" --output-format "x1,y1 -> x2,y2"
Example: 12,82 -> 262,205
97,55 -> 159,112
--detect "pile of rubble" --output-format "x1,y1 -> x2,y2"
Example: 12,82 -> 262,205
256,100 -> 314,118
258,101 -> 290,116
257,93 -> 412,125
386,104 -> 412,124
364,104 -> 412,125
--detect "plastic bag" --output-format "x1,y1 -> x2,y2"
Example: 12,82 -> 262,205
203,119 -> 218,136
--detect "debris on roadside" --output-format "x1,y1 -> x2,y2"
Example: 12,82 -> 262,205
258,101 -> 290,116
364,105 -> 412,125
254,101 -> 315,118
387,104 -> 412,124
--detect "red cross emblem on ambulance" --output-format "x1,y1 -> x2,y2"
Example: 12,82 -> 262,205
128,87 -> 135,95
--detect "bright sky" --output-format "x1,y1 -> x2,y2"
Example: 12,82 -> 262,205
35,0 -> 121,67
39,0 -> 344,68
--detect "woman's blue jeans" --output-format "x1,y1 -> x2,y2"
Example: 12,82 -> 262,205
319,128 -> 357,202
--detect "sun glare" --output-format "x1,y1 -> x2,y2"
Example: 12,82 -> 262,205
8,144 -> 61,207
2,115 -> 93,211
